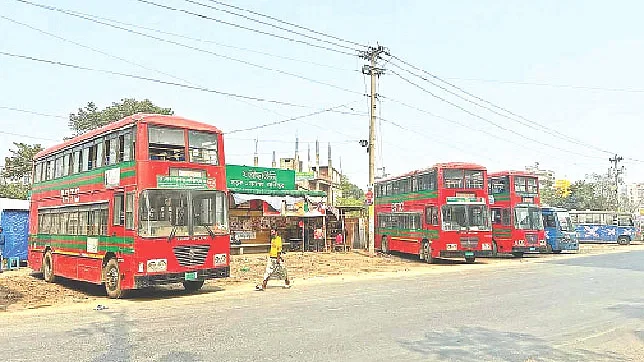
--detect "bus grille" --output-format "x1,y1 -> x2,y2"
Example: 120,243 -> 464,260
173,244 -> 210,267
459,236 -> 479,249
525,234 -> 538,245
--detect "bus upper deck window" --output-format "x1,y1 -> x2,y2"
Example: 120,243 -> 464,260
189,131 -> 219,165
149,126 -> 186,162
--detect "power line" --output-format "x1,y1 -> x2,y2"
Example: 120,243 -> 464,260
0,51 -> 310,108
226,103 -> 362,134
0,106 -> 67,119
181,0 -> 361,53
0,129 -> 59,142
129,0 -> 356,56
202,0 -> 366,48
14,0 -> 361,96
388,68 -> 605,160
443,77 -> 644,94
66,8 -> 357,73
389,55 -> 613,155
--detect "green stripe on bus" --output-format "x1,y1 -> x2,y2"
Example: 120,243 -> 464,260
38,243 -> 134,254
34,234 -> 135,245
376,189 -> 438,204
120,170 -> 136,178
491,193 -> 510,201
376,228 -> 439,239
32,161 -> 135,191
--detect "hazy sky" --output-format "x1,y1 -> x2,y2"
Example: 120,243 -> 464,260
1,0 -> 643,187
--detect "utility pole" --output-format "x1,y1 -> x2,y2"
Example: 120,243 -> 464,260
361,45 -> 388,256
609,154 -> 624,211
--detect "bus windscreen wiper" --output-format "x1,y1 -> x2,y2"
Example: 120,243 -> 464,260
203,225 -> 216,239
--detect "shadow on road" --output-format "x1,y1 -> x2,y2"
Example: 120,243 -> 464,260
545,250 -> 644,272
398,326 -> 627,361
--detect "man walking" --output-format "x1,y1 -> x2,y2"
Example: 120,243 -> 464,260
0,227 -> 5,273
256,228 -> 290,290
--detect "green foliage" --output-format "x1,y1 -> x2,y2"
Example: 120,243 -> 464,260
542,180 -> 612,211
336,176 -> 364,207
1,142 -> 42,200
0,184 -> 30,199
3,142 -> 42,179
68,98 -> 173,135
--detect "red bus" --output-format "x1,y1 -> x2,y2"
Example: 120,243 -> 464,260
488,171 -> 546,257
374,162 -> 493,264
28,114 -> 230,298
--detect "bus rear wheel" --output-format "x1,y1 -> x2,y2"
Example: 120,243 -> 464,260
422,241 -> 435,264
465,257 -> 475,264
183,280 -> 205,292
42,251 -> 55,283
104,258 -> 123,299
512,252 -> 524,258
381,236 -> 389,254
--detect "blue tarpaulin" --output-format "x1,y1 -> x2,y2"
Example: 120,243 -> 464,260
1,210 -> 29,260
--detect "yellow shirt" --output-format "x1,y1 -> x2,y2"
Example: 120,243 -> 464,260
269,235 -> 282,258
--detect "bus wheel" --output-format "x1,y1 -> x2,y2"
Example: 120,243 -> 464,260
512,252 -> 524,258
381,236 -> 389,254
552,250 -> 562,254
104,258 -> 123,299
422,241 -> 435,264
42,251 -> 55,283
617,236 -> 630,245
465,257 -> 475,264
183,280 -> 205,292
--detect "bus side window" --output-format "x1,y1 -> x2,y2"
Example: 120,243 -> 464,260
113,193 -> 125,226
491,208 -> 502,224
425,206 -> 438,226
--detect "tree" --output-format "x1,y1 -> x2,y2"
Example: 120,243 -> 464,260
1,142 -> 43,199
336,176 -> 365,207
69,98 -> 173,135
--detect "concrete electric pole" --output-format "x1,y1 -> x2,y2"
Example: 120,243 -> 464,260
361,45 -> 388,256
609,154 -> 624,211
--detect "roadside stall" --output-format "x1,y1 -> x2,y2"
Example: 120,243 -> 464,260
226,165 -> 326,254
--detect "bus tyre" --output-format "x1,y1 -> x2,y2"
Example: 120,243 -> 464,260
465,257 -> 475,264
183,280 -> 205,293
422,241 -> 435,264
552,250 -> 562,254
104,258 -> 123,299
512,252 -> 524,258
43,251 -> 55,283
381,237 -> 389,254
618,236 -> 630,245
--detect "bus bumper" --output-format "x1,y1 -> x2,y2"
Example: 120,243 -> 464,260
440,250 -> 492,258
134,266 -> 230,289
512,246 -> 547,253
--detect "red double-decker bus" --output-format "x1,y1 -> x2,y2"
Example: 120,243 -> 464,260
28,114 -> 230,298
488,171 -> 546,257
374,162 -> 493,264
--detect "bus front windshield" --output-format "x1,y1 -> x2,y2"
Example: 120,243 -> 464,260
442,204 -> 491,231
514,207 -> 544,230
139,189 -> 228,238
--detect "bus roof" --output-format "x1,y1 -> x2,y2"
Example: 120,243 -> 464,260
488,170 -> 536,178
35,114 -> 222,159
375,162 -> 486,183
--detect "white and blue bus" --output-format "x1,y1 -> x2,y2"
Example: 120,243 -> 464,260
542,207 -> 579,253
569,210 -> 635,245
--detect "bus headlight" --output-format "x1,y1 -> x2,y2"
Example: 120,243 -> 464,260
482,243 -> 492,250
539,240 -> 546,245
514,240 -> 525,246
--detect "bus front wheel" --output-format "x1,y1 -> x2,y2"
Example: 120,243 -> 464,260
381,236 -> 389,254
42,251 -> 55,283
183,280 -> 205,292
104,258 -> 123,299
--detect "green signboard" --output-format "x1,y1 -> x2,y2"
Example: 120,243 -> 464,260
296,171 -> 315,181
226,165 -> 295,191
157,175 -> 214,189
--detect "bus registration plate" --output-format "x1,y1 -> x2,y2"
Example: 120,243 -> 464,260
464,252 -> 474,257
185,272 -> 198,281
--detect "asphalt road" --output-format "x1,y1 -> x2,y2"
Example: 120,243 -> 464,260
2,251 -> 644,362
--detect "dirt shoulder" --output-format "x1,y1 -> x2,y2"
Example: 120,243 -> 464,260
1,243 -> 641,313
